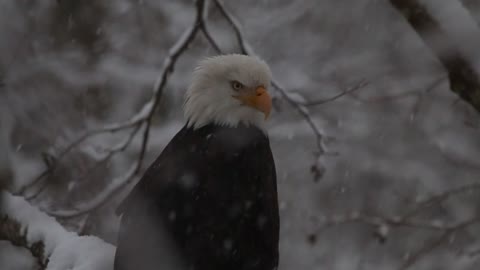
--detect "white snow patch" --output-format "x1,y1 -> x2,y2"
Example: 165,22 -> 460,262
47,236 -> 114,270
1,192 -> 115,270
0,240 -> 37,270
1,191 -> 74,255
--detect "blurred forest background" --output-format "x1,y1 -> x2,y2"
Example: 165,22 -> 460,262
1,0 -> 480,269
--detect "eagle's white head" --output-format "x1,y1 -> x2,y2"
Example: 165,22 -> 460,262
184,54 -> 272,130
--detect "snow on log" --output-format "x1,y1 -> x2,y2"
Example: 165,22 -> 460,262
0,191 -> 115,270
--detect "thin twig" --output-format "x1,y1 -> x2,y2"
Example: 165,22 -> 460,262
319,182 -> 480,231
200,1 -> 222,54
398,218 -> 480,270
212,0 -> 251,55
318,211 -> 478,233
302,80 -> 369,107
400,230 -> 450,270
16,111 -> 145,196
352,76 -> 445,103
26,124 -> 142,202
401,182 -> 480,220
315,212 -> 480,270
316,183 -> 480,269
42,162 -> 139,218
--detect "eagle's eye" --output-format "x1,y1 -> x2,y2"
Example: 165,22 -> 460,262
231,80 -> 244,91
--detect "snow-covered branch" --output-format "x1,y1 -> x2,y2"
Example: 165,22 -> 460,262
0,216 -> 48,269
0,191 -> 115,270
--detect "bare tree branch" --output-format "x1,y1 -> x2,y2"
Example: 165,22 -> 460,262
200,1 -> 222,54
401,182 -> 480,220
316,181 -> 480,269
319,182 -> 480,229
211,0 -> 252,55
20,0 -> 206,217
390,0 -> 480,113
24,124 -> 143,202
318,210 -> 480,236
302,80 -> 369,107
42,163 -> 138,218
136,0 -> 205,171
399,218 -> 480,270
316,212 -> 480,269
355,76 -> 445,103
15,99 -> 146,197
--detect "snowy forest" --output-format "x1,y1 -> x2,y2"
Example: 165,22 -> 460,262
1,0 -> 480,269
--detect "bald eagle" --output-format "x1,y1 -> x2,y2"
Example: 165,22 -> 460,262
114,54 -> 279,270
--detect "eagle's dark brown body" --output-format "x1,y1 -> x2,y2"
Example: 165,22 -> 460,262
114,123 -> 279,270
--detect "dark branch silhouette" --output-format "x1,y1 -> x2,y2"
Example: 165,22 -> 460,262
390,0 -> 480,114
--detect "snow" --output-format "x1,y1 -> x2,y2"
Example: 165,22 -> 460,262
2,0 -> 480,269
1,191 -> 74,255
47,236 -> 114,270
1,192 -> 115,270
0,240 -> 37,270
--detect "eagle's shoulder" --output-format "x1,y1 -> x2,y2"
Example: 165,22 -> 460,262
206,124 -> 269,152
116,124 -> 270,215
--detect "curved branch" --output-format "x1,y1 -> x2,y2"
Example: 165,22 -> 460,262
32,0 -> 206,218
136,0 -> 205,172
402,182 -> 480,220
316,182 -> 480,269
398,218 -> 480,270
390,0 -> 480,113
302,80 -> 369,107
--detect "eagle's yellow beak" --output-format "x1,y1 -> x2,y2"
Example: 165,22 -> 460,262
233,86 -> 272,119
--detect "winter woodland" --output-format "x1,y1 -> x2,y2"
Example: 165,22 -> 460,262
1,0 -> 480,269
